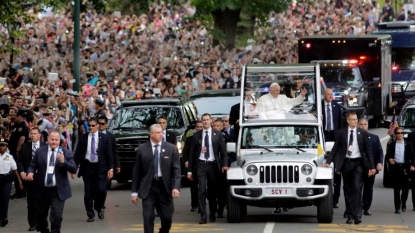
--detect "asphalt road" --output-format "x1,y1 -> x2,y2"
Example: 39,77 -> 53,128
4,127 -> 415,233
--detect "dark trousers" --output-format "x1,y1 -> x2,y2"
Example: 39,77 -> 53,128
217,172 -> 227,215
392,165 -> 409,210
190,173 -> 199,209
333,173 -> 342,205
362,174 -> 376,211
36,187 -> 65,233
142,179 -> 173,233
0,180 -> 12,220
24,181 -> 36,227
197,160 -> 219,220
82,163 -> 107,218
342,158 -> 363,219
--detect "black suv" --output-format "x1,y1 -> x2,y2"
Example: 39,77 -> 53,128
107,98 -> 198,186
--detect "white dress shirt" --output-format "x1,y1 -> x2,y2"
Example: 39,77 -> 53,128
162,130 -> 166,141
86,132 -> 99,162
324,101 -> 334,131
44,147 -> 57,187
347,128 -> 361,158
151,141 -> 162,177
32,141 -> 40,158
256,93 -> 305,119
0,152 -> 17,174
199,128 -> 215,161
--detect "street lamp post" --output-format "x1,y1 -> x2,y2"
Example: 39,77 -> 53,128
5,21 -> 21,78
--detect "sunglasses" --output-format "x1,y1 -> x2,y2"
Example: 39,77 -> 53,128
98,122 -> 106,126
222,120 -> 228,122
0,144 -> 7,147
88,124 -> 97,127
395,132 -> 404,135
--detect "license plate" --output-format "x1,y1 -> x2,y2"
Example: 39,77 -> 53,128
266,188 -> 292,196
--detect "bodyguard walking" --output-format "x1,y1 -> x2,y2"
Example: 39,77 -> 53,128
385,127 -> 415,214
27,131 -> 77,233
358,118 -> 384,216
323,112 -> 375,225
187,113 -> 229,224
131,124 -> 181,233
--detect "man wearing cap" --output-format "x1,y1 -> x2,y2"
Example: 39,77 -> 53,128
380,0 -> 395,22
18,127 -> 47,231
221,69 -> 235,89
9,109 -> 29,199
94,99 -> 106,117
0,138 -> 23,227
256,83 -> 307,119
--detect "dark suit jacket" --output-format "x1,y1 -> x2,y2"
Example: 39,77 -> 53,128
367,133 -> 384,174
326,127 -> 374,172
222,128 -> 234,141
74,132 -> 114,178
188,128 -> 228,173
322,101 -> 343,139
18,141 -> 47,173
27,146 -> 77,201
165,130 -> 177,146
229,103 -> 240,142
385,140 -> 415,172
182,135 -> 194,163
106,132 -> 120,168
131,141 -> 181,199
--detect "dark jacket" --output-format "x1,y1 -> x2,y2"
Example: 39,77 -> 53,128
322,100 -> 343,139
385,140 -> 415,173
367,132 -> 384,174
18,141 -> 47,173
28,146 -> 77,201
131,141 -> 181,199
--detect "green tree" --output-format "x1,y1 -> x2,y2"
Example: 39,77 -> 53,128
192,0 -> 289,49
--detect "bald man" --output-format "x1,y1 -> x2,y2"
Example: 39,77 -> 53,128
256,83 -> 307,119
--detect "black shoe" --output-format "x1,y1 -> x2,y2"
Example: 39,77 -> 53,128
273,208 -> 281,213
190,207 -> 198,212
333,203 -> 339,208
217,214 -> 224,218
346,217 -> 353,224
87,217 -> 94,222
28,226 -> 37,231
402,206 -> 406,212
199,219 -> 207,224
363,210 -> 371,216
210,215 -> 216,222
0,219 -> 8,227
97,210 -> 104,219
354,218 -> 362,224
395,209 -> 400,214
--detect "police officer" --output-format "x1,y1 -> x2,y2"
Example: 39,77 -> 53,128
9,109 -> 29,199
0,138 -> 23,227
94,99 -> 106,117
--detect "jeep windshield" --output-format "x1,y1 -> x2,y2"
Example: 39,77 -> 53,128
399,107 -> 415,127
108,106 -> 185,130
321,66 -> 363,90
241,126 -> 319,149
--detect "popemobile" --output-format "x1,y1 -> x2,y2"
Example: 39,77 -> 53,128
225,63 -> 336,223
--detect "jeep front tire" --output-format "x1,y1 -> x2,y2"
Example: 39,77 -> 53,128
227,188 -> 244,223
316,179 -> 333,223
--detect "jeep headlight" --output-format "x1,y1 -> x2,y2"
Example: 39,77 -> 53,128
246,165 -> 258,176
301,164 -> 313,176
406,81 -> 415,91
348,94 -> 358,107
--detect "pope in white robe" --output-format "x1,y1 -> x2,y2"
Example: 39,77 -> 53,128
256,83 -> 307,119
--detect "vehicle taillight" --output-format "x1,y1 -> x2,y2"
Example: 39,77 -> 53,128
349,60 -> 358,64
359,56 -> 367,60
306,43 -> 311,48
392,66 -> 398,71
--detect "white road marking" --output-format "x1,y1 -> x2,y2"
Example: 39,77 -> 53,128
263,222 -> 275,233
380,135 -> 390,142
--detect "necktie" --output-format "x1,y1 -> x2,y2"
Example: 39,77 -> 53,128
32,143 -> 37,158
204,131 -> 210,160
47,149 -> 55,186
348,130 -> 354,156
326,104 -> 332,131
91,133 -> 96,162
153,144 -> 159,177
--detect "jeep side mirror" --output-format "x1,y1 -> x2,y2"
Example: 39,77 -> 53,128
227,142 -> 236,153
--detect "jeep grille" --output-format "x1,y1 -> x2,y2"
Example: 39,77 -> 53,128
259,165 -> 300,183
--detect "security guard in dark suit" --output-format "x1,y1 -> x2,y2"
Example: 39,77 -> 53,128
0,138 -> 23,227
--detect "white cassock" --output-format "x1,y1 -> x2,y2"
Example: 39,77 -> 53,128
256,94 -> 305,119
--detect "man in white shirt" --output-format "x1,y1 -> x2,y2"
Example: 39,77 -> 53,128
256,83 -> 307,119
